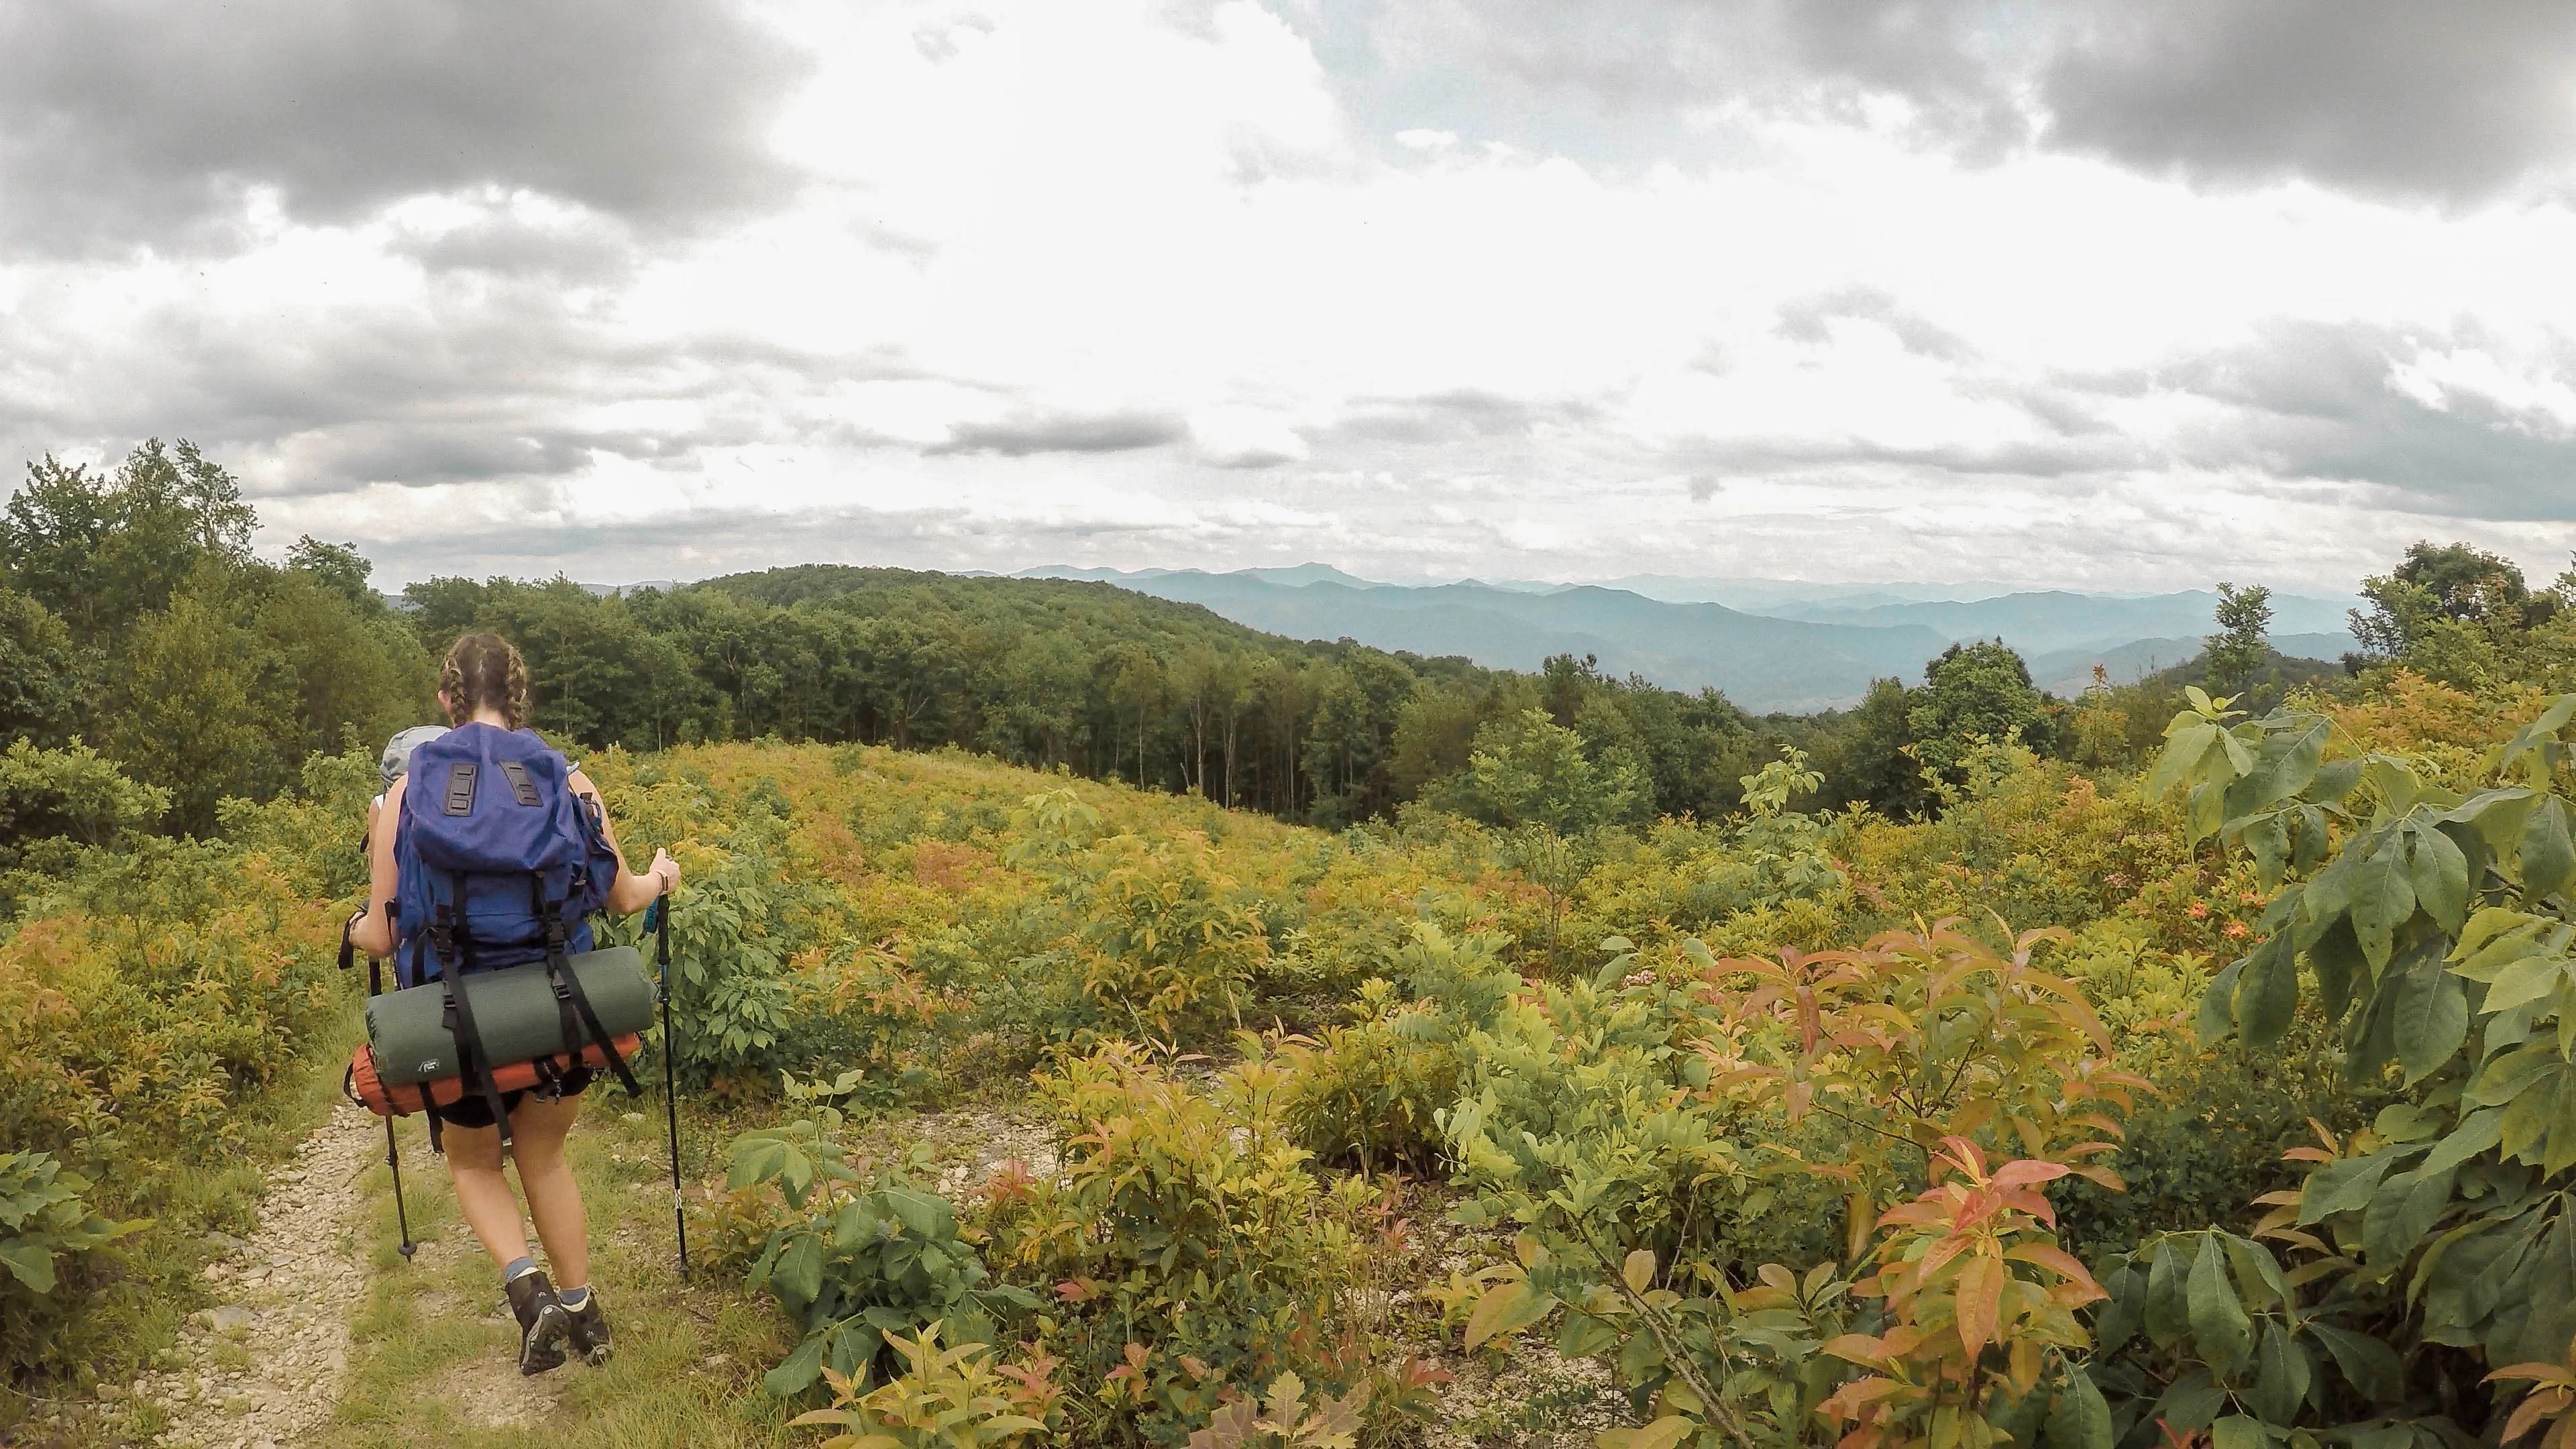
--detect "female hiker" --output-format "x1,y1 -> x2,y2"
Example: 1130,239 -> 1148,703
350,633 -> 680,1375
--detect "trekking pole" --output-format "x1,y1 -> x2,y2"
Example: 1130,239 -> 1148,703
649,896 -> 689,1279
385,1117 -> 417,1259
343,910 -> 415,1261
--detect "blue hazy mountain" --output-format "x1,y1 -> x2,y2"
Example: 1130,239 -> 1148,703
1024,566 -> 2365,713
1034,570 -> 1945,712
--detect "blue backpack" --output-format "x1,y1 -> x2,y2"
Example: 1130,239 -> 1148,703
392,723 -> 622,989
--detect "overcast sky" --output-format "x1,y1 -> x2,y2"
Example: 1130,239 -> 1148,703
5,0 -> 2576,592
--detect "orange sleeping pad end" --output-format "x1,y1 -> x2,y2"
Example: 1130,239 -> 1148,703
349,1034 -> 644,1118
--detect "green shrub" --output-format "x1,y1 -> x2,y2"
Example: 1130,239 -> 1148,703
729,1077 -> 1038,1399
987,1042 -> 1391,1446
0,1150 -> 146,1371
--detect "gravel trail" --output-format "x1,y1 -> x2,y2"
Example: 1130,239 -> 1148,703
126,1102 -> 378,1449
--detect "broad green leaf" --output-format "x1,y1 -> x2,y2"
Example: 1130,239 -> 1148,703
2144,1241 -> 2190,1346
2349,839 -> 2415,967
2407,822 -> 2471,933
2208,1416 -> 2265,1449
0,1239 -> 56,1294
2233,937 -> 2298,1047
2393,957 -> 2469,1085
2198,959 -> 2246,1044
775,1231 -> 824,1307
2372,1165 -> 2454,1271
2043,1366 -> 2113,1449
2500,695 -> 2576,785
2478,953 -> 2567,1014
2149,722 -> 2220,801
2221,1236 -> 2290,1311
2522,797 -> 2576,900
2247,1321 -> 2308,1425
1464,1279 -> 1555,1348
763,1334 -> 828,1397
2306,915 -> 2363,1023
2361,756 -> 2423,818
2451,908 -> 2562,977
2467,1043 -> 2559,1110
2307,1323 -> 2403,1403
2422,1108 -> 2504,1176
2299,1150 -> 2412,1224
2187,1235 -> 2253,1375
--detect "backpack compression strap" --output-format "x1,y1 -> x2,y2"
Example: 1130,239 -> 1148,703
529,873 -> 642,1099
436,869 -> 518,1146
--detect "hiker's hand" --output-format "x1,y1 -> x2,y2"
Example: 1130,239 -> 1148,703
647,849 -> 680,896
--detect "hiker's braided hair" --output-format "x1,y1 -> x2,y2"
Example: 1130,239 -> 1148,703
438,633 -> 530,730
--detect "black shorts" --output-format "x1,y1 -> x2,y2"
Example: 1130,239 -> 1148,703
435,1067 -> 595,1129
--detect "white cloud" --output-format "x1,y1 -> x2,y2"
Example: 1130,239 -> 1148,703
7,0 -> 2576,596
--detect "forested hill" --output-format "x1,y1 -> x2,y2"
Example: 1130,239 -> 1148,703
4,441 -> 2320,847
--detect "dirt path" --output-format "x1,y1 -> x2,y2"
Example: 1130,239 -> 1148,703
123,1102 -> 378,1449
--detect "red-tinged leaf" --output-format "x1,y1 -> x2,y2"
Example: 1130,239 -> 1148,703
2057,1141 -> 2123,1157
1955,1254 -> 2004,1363
2282,1148 -> 2334,1163
1992,1160 -> 2072,1190
1936,1135 -> 1990,1182
2542,1412 -> 2576,1449
2492,1364 -> 2576,1385
2251,1190 -> 2303,1207
2068,1165 -> 2127,1191
1821,1333 -> 1891,1364
1818,1374 -> 1909,1417
2502,1390 -> 2570,1443
2006,1242 -> 2102,1290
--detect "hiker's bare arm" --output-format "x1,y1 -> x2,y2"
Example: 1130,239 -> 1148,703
569,769 -> 679,914
352,775 -> 405,957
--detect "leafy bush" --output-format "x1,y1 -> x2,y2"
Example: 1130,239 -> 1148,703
1287,922 -> 1517,1170
790,1322 -> 1057,1449
0,1150 -> 146,1371
986,1042 -> 1393,1444
1446,925 -> 2143,1449
2132,686 -> 2576,1444
729,1081 -> 1038,1398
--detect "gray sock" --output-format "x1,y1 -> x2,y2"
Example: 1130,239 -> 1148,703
502,1256 -> 539,1284
558,1285 -> 590,1310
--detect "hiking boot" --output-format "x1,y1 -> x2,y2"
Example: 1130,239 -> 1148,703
562,1291 -> 610,1366
504,1269 -> 570,1376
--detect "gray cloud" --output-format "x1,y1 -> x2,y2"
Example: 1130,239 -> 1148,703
1776,288 -> 1976,362
929,411 -> 1187,457
0,0 -> 808,256
2039,2 -> 2576,205
2165,321 -> 2576,517
1326,0 -> 2576,204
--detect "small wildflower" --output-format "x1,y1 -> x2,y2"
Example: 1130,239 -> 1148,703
1621,970 -> 1656,988
2223,921 -> 2249,938
2188,902 -> 2209,919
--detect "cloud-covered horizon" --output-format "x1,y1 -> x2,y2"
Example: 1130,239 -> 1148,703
5,0 -> 2575,592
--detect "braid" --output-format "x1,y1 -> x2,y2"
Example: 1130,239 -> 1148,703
439,633 -> 531,729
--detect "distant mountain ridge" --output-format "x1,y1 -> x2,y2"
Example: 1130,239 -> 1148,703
1019,565 -> 2365,713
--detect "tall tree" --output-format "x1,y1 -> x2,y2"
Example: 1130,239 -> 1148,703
2203,581 -> 2273,694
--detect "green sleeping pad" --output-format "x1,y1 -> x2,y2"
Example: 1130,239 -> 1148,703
365,946 -> 657,1086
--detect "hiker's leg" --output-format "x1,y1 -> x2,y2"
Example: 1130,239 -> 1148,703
510,1093 -> 589,1292
443,1122 -> 533,1271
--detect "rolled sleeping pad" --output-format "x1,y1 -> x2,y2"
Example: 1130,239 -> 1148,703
364,945 -> 658,1087
351,1034 -> 643,1117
